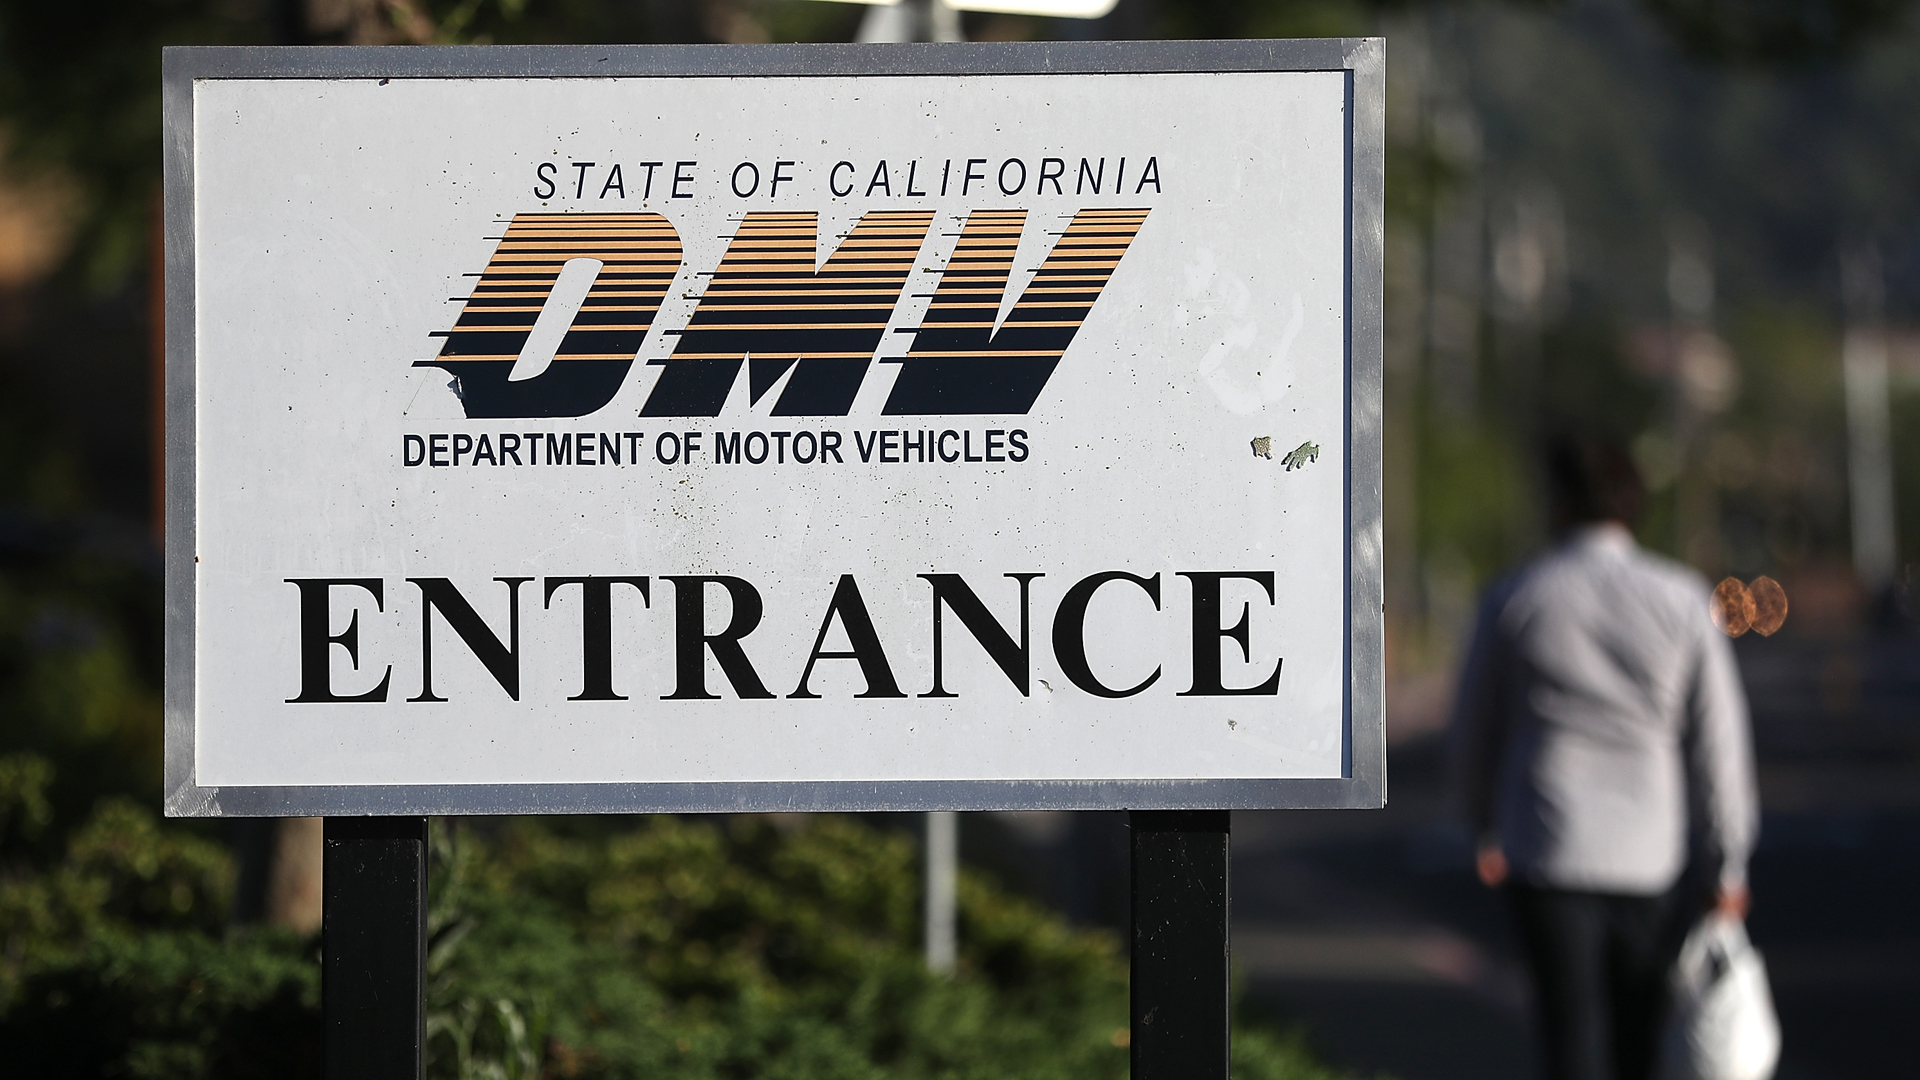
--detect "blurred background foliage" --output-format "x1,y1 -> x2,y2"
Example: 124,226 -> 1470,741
1,799 -> 1348,1079
1,0 -> 1917,1075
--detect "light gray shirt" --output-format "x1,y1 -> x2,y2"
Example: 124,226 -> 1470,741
1450,523 -> 1759,895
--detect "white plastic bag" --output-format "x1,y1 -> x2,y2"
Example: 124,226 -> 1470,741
1658,915 -> 1780,1080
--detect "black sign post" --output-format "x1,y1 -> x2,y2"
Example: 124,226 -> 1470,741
1131,810 -> 1230,1080
323,817 -> 428,1080
318,811 -> 1223,1080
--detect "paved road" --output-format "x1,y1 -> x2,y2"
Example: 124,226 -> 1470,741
973,626 -> 1920,1080
1231,749 -> 1920,1079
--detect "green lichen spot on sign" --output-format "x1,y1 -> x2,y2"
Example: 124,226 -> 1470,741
1283,440 -> 1319,471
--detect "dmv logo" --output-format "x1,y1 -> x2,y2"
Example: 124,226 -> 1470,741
413,207 -> 1149,419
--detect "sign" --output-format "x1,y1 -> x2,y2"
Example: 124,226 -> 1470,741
162,41 -> 1385,816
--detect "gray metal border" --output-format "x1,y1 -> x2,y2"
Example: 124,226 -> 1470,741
162,39 -> 1386,817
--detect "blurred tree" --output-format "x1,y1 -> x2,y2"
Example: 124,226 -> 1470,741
0,779 -> 321,1079
1639,0 -> 1919,64
0,387 -> 164,841
1376,0 -> 1920,686
0,0 -> 260,288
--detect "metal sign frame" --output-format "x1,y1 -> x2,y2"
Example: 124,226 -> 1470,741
161,39 -> 1386,818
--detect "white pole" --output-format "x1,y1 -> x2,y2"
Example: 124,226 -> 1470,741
1844,329 -> 1896,590
924,810 -> 958,974
857,0 -> 964,44
1843,245 -> 1897,592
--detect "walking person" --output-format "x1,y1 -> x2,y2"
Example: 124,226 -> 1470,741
1450,438 -> 1760,1080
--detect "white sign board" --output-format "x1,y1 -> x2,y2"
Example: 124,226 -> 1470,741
163,42 -> 1384,816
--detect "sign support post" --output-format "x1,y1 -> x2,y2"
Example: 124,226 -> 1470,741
323,817 -> 428,1080
162,40 -> 1384,1078
1130,810 -> 1230,1079
924,809 -> 959,973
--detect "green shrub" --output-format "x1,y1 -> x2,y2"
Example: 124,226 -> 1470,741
0,775 -> 319,1078
424,814 -> 1132,1079
0,797 -> 1359,1080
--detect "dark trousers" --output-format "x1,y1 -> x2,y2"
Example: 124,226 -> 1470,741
1507,883 -> 1691,1080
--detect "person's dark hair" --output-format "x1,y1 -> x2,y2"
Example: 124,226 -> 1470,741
1545,436 -> 1645,529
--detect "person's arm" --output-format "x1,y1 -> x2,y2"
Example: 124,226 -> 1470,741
1687,609 -> 1761,913
1449,586 -> 1515,886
